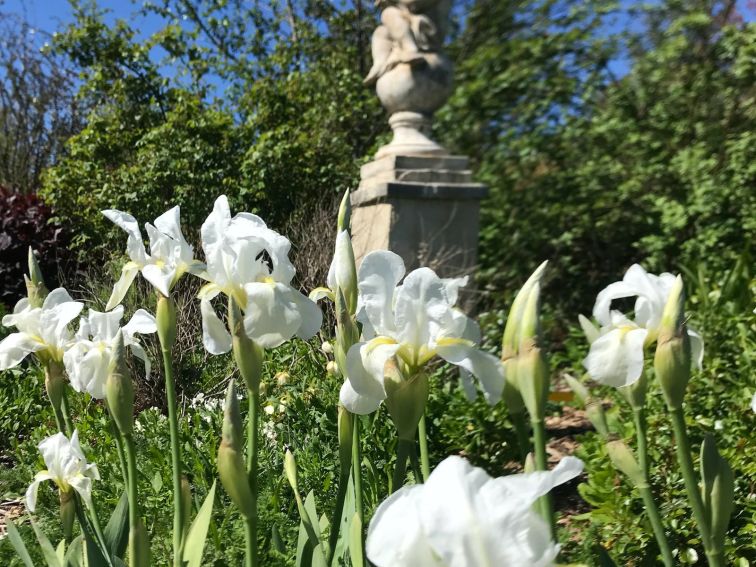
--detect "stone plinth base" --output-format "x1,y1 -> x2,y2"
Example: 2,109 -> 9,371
351,154 -> 488,278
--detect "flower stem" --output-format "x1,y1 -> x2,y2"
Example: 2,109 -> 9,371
632,408 -> 673,566
122,432 -> 147,566
392,438 -> 415,492
351,415 -> 365,564
417,414 -> 430,482
60,392 -> 74,436
511,410 -> 531,463
74,496 -> 113,567
327,451 -> 351,565
110,418 -> 129,486
160,340 -> 185,567
669,407 -> 722,567
245,389 -> 260,567
531,418 -> 554,536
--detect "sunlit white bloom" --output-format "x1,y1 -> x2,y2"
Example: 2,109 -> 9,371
198,195 -> 322,354
751,392 -> 756,414
367,455 -> 584,567
103,206 -> 204,310
0,288 -> 83,370
25,430 -> 100,512
64,306 -> 156,399
340,250 -> 503,415
582,264 -> 703,387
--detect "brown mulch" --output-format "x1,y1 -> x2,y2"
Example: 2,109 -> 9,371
0,498 -> 25,537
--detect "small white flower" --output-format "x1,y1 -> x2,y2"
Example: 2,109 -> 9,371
582,264 -> 703,388
198,196 -> 322,354
0,289 -> 83,370
134,420 -> 145,433
64,306 -> 156,400
320,341 -> 334,355
340,251 -> 503,415
367,455 -> 584,567
26,431 -> 100,512
103,206 -> 204,310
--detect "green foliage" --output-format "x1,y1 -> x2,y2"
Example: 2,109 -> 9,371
440,0 -> 755,316
40,95 -> 247,256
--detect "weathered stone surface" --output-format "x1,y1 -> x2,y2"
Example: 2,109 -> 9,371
352,153 -> 488,280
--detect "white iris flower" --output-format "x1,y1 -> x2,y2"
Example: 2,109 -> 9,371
339,250 -> 503,414
582,264 -> 703,388
198,195 -> 322,354
64,306 -> 157,399
103,206 -> 204,310
366,455 -> 584,567
0,288 -> 83,370
25,430 -> 100,512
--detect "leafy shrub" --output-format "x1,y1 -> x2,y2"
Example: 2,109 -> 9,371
0,187 -> 69,307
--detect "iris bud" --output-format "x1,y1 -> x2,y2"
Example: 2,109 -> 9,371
106,332 -> 134,435
217,380 -> 255,519
654,276 -> 691,410
156,294 -> 177,349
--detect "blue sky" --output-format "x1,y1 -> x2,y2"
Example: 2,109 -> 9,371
3,0 -> 754,83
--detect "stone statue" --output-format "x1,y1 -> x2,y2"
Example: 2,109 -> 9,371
365,0 -> 453,158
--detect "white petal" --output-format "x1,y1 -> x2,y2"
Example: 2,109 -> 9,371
87,306 -> 125,341
142,263 -> 175,297
123,309 -> 157,337
68,475 -> 93,508
106,264 -> 140,311
357,250 -> 405,337
243,282 -> 321,348
65,343 -> 110,399
417,456 -> 497,567
103,209 -> 148,265
458,369 -> 477,402
592,280 -> 640,327
441,275 -> 468,305
751,392 -> 756,414
366,485 -> 440,567
393,267 -> 449,348
0,333 -> 44,370
345,340 -> 399,403
339,380 -> 383,415
200,298 -> 232,355
25,471 -> 54,512
436,341 -> 505,405
688,327 -> 704,370
583,327 -> 648,388
2,297 -> 30,327
154,205 -> 190,248
491,456 -> 584,509
42,288 -> 75,309
129,342 -> 152,381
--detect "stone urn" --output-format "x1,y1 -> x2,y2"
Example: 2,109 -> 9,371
374,53 -> 453,158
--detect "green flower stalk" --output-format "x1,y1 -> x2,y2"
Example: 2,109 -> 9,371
607,440 -> 673,566
655,276 -> 722,567
327,405 -> 354,564
156,293 -> 187,565
108,332 -> 150,566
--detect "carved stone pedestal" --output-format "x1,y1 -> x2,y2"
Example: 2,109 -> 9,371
351,154 -> 488,277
